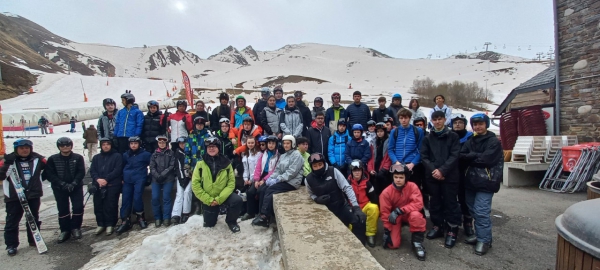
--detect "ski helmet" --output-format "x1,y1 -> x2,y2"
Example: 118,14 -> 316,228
294,91 -> 303,99
351,124 -> 364,131
331,92 -> 341,100
258,135 -> 268,143
102,98 -> 116,110
413,117 -> 426,126
128,136 -> 142,144
337,119 -> 347,126
314,97 -> 323,105
147,100 -> 159,110
392,93 -> 402,99
470,113 -> 490,128
155,135 -> 169,142
266,135 -> 278,143
308,153 -> 326,165
261,87 -> 271,96
219,92 -> 229,101
176,100 -> 187,108
375,122 -> 386,130
120,93 -> 135,105
282,135 -> 296,148
99,137 -> 112,146
367,120 -> 376,127
384,116 -> 394,124
273,85 -> 283,93
389,163 -> 407,175
205,137 -> 222,148
13,139 -> 33,152
176,136 -> 187,143
450,113 -> 468,126
242,116 -> 254,126
56,137 -> 73,149
349,159 -> 364,171
194,116 -> 207,125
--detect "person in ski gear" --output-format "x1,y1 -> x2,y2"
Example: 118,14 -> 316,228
460,113 -> 503,256
83,125 -> 99,160
387,93 -> 404,126
69,116 -> 77,133
296,137 -> 311,178
420,110 -> 461,248
116,136 -> 152,235
210,93 -> 232,132
451,113 -> 475,237
242,136 -> 262,189
38,116 -> 49,135
305,153 -> 367,245
311,97 -> 325,121
44,137 -> 86,243
191,137 -> 243,233
215,118 -> 236,161
168,100 -> 193,150
294,91 -> 312,136
171,136 -> 192,225
380,164 -> 427,261
149,135 -> 175,227
252,135 -> 303,227
346,91 -> 371,129
428,95 -> 452,129
259,95 -> 282,136
344,124 -> 371,174
347,160 -> 379,247
231,95 -> 255,130
307,111 -> 331,161
279,96 -> 304,138
193,100 -> 210,128
0,139 -> 46,256
253,87 -> 271,125
328,119 -> 350,176
372,97 -> 393,123
233,116 -> 263,156
364,120 -> 377,146
243,135 -> 280,221
412,116 -> 429,209
384,116 -> 395,133
368,122 -> 392,200
98,98 -> 119,149
408,99 -> 426,125
325,92 -> 347,132
273,85 -> 286,109
186,116 -> 211,168
142,100 -> 167,153
114,93 -> 144,153
413,117 -> 428,136
90,137 -> 123,236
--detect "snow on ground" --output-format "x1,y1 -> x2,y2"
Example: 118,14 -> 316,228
82,216 -> 281,270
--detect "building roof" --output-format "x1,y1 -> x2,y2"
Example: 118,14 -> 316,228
493,65 -> 556,116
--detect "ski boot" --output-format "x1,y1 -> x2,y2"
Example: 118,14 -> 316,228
228,222 -> 241,233
181,214 -> 190,223
136,213 -> 148,229
94,227 -> 106,236
241,213 -> 255,221
367,236 -> 376,248
116,219 -> 132,235
464,235 -> 477,245
7,247 -> 17,256
58,231 -> 71,243
106,226 -> 114,236
426,224 -> 444,240
251,215 -> 270,228
171,216 -> 180,225
72,228 -> 82,240
155,220 -> 162,228
164,219 -> 171,227
463,216 -> 474,237
444,224 -> 459,248
411,232 -> 426,261
193,202 -> 203,215
475,241 -> 492,256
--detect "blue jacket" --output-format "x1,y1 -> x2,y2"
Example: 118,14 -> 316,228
122,149 -> 152,184
388,124 -> 424,165
328,130 -> 350,166
185,128 -> 210,168
325,106 -> 347,128
114,105 -> 144,137
460,131 -> 474,144
345,102 -> 371,128
345,137 -> 371,165
275,99 -> 287,109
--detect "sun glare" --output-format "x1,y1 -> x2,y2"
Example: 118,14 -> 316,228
174,1 -> 185,12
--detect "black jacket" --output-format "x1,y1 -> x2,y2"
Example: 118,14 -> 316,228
210,105 -> 231,132
150,148 -> 175,184
346,102 -> 371,129
174,147 -> 190,187
420,127 -> 461,183
90,148 -> 123,187
44,152 -> 86,188
0,152 -> 46,203
372,107 -> 394,123
460,131 -> 504,193
297,100 -> 313,133
253,99 -> 267,125
142,111 -> 167,145
215,130 -> 235,160
193,111 -> 209,122
307,126 -> 331,160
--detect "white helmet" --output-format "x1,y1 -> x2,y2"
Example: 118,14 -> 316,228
282,135 -> 296,148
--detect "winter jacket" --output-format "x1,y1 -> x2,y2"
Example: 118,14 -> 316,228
191,154 -> 235,205
388,125 -> 424,165
84,126 -> 99,144
458,130 -> 474,144
174,147 -> 190,188
368,138 -> 391,173
345,137 -> 372,166
279,106 -> 304,138
460,131 -> 504,193
114,105 -> 144,138
387,104 -> 403,126
275,98 -> 286,109
380,181 -> 423,230
346,102 -> 371,129
215,130 -> 235,160
260,106 -> 281,135
242,151 -> 263,181
300,151 -> 311,177
122,149 -> 152,184
348,172 -> 377,209
325,106 -> 347,132
97,110 -> 117,139
233,125 -> 263,155
193,111 -> 209,124
253,149 -> 280,181
372,107 -> 394,123
0,152 -> 46,203
305,164 -> 359,208
168,111 -> 193,142
311,106 -> 326,120
420,127 -> 461,183
150,148 -> 175,184
270,149 -> 304,189
307,126 -> 331,158
185,128 -> 210,168
89,148 -> 123,187
296,100 -> 313,133
44,153 -> 86,188
142,111 -> 167,146
38,117 -> 48,127
328,130 -> 350,166
409,108 -> 426,124
230,106 -> 254,130
429,105 -> 452,127
210,105 -> 231,132
253,99 -> 268,124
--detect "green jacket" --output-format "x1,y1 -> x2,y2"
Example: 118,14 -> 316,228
301,151 -> 311,177
191,154 -> 235,205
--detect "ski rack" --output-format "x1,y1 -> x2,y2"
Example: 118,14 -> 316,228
540,145 -> 600,193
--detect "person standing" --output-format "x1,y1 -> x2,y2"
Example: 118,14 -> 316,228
279,96 -> 304,138
428,95 -> 452,129
367,122 -> 391,200
0,139 -> 46,256
253,87 -> 271,124
328,119 -> 350,175
193,100 -> 210,128
344,124 -> 371,175
294,91 -> 312,136
230,95 -> 254,130
98,98 -> 119,148
191,137 -> 242,233
325,92 -> 347,132
372,97 -> 393,123
451,113 -> 475,237
388,93 -> 403,126
70,117 -> 77,133
273,85 -> 286,109
346,91 -> 371,129
114,93 -> 144,154
311,97 -> 326,121
89,138 -> 123,236
408,99 -> 426,124
38,116 -> 49,135
168,100 -> 193,151
307,111 -> 331,160
259,96 -> 282,136
171,137 -> 192,225
83,124 -> 99,161
387,109 -> 424,192
44,137 -> 86,243
150,135 -> 176,227
142,100 -> 167,153
210,93 -> 232,132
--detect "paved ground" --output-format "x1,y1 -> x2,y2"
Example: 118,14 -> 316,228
0,183 -> 587,270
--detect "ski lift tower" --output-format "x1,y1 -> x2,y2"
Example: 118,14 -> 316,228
483,42 -> 492,52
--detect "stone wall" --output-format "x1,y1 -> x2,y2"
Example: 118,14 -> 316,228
557,0 -> 600,142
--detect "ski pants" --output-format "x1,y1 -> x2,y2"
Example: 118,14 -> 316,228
116,137 -> 130,154
151,181 -> 174,221
260,182 -> 296,217
246,183 -> 268,216
410,164 -> 428,203
362,203 -> 380,237
384,211 -> 427,249
53,185 -> 84,232
171,182 -> 192,217
93,185 -> 121,227
87,143 -> 98,160
40,126 -> 48,135
426,179 -> 461,227
120,180 -> 145,219
458,176 -> 471,218
465,190 -> 494,243
4,198 -> 41,249
330,203 -> 366,245
371,170 -> 390,203
202,193 -> 242,227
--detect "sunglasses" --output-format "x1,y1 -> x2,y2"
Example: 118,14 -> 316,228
58,144 -> 71,148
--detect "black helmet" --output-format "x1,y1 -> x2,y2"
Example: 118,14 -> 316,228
308,153 -> 326,165
389,163 -> 407,174
176,136 -> 187,143
99,137 -> 112,145
194,116 -> 207,125
120,93 -> 135,105
266,135 -> 278,142
413,117 -> 426,125
219,92 -> 229,101
349,159 -> 364,171
242,116 -> 254,126
205,137 -> 222,148
314,97 -> 323,104
337,118 -> 347,126
294,91 -> 303,98
375,122 -> 386,130
176,100 -> 187,108
273,85 -> 283,93
13,139 -> 33,152
367,120 -> 376,127
102,98 -> 116,110
56,137 -> 73,149
147,100 -> 159,110
128,136 -> 142,144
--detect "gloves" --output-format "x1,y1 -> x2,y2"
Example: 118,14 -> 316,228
265,178 -> 278,186
353,206 -> 367,223
63,183 -> 75,193
382,229 -> 392,249
87,183 -> 97,195
388,207 -> 403,225
314,194 -> 331,205
3,155 -> 15,165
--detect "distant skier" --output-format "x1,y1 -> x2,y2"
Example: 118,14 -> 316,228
38,116 -> 49,135
70,117 -> 76,133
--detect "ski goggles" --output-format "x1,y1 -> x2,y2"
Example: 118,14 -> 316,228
176,137 -> 187,143
309,153 -> 325,164
219,118 -> 230,124
375,122 -> 386,129
156,136 -> 168,142
349,160 -> 362,171
389,164 -> 406,174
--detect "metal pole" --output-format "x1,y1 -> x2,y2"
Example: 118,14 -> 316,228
0,64 -> 3,82
553,0 -> 560,136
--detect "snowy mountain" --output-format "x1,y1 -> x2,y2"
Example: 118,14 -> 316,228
208,46 -> 249,66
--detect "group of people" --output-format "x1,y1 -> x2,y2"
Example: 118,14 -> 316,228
1,87 -> 503,262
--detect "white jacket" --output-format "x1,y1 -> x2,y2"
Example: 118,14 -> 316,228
242,151 -> 263,181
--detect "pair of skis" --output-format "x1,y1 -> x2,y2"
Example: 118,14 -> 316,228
7,165 -> 48,254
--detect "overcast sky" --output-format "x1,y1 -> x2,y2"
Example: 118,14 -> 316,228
2,0 -> 555,59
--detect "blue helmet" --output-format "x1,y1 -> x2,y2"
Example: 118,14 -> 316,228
470,113 -> 490,128
392,93 -> 402,99
258,135 -> 268,142
13,139 -> 33,152
351,124 -> 364,131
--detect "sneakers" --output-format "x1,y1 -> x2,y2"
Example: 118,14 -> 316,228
7,247 -> 17,256
241,213 -> 255,221
106,226 -> 114,236
444,226 -> 458,248
426,225 -> 444,239
171,216 -> 181,226
155,220 -> 163,228
58,231 -> 71,243
251,215 -> 270,227
94,227 -> 106,236
366,236 -> 376,247
72,229 -> 82,240
228,223 -> 241,233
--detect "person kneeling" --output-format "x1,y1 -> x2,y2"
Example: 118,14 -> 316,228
191,137 -> 242,233
348,160 -> 379,247
380,164 -> 427,261
305,154 -> 367,245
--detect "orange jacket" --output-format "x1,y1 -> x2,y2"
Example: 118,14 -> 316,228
379,181 -> 423,230
233,125 -> 263,155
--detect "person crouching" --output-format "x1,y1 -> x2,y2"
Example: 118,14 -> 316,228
348,160 -> 379,247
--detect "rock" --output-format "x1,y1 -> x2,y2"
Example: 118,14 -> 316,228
564,8 -> 574,17
578,105 -> 592,114
587,114 -> 600,123
573,60 -> 588,70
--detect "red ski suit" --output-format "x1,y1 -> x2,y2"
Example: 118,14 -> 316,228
379,181 -> 426,249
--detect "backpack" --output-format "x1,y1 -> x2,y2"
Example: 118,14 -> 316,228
392,125 -> 420,153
